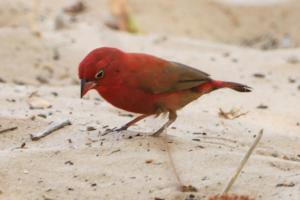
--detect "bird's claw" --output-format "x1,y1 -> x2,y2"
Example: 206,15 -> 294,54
101,126 -> 128,136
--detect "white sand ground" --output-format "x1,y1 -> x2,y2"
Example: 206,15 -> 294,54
0,0 -> 300,200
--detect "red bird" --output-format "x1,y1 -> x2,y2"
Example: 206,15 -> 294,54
79,47 -> 251,136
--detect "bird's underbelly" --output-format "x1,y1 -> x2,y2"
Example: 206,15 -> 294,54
97,86 -> 201,114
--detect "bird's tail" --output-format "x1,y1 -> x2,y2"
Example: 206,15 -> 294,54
218,81 -> 252,92
197,80 -> 252,94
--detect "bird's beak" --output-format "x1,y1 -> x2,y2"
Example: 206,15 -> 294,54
81,79 -> 97,98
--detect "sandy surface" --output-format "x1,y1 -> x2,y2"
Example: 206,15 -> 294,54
0,0 -> 300,200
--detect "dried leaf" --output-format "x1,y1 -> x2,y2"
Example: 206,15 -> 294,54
218,108 -> 248,120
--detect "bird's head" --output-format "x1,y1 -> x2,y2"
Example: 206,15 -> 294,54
78,47 -> 122,98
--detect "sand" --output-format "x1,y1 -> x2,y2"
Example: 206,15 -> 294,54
0,0 -> 299,199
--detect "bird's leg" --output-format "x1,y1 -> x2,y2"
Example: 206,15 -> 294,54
102,114 -> 150,136
116,114 -> 150,131
152,111 -> 177,137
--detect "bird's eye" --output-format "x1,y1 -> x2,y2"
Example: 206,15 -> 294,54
95,69 -> 104,80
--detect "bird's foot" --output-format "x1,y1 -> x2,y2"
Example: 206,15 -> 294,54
101,126 -> 128,136
151,129 -> 164,137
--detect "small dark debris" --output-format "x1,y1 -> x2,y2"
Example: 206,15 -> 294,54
271,153 -> 279,158
257,104 -> 268,109
0,77 -> 6,83
253,73 -> 265,78
67,139 -> 72,143
36,76 -> 49,84
13,80 -> 25,85
288,78 -> 296,84
30,116 -> 36,121
145,159 -> 153,164
193,132 -> 206,136
231,58 -> 238,63
154,198 -> 164,200
20,142 -> 26,148
276,182 -> 295,187
64,160 -> 74,165
196,145 -> 204,149
51,92 -> 58,97
222,52 -> 230,57
192,138 -> 200,142
242,34 -> 279,50
282,155 -> 289,160
67,187 -> 74,191
186,194 -> 195,200
298,85 -> 300,90
45,188 -> 52,192
6,98 -> 16,102
64,1 -> 86,15
53,48 -> 60,60
296,122 -> 300,126
37,114 -> 47,119
87,126 -> 96,131
91,183 -> 97,187
181,185 -> 197,192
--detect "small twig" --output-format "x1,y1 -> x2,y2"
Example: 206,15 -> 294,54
223,129 -> 264,194
0,126 -> 18,134
162,135 -> 183,187
31,119 -> 71,141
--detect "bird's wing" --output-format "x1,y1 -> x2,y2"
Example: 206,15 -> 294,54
124,58 -> 211,94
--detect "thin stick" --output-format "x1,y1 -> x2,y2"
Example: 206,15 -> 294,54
223,129 -> 264,194
162,135 -> 183,186
0,126 -> 18,134
31,119 -> 71,141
